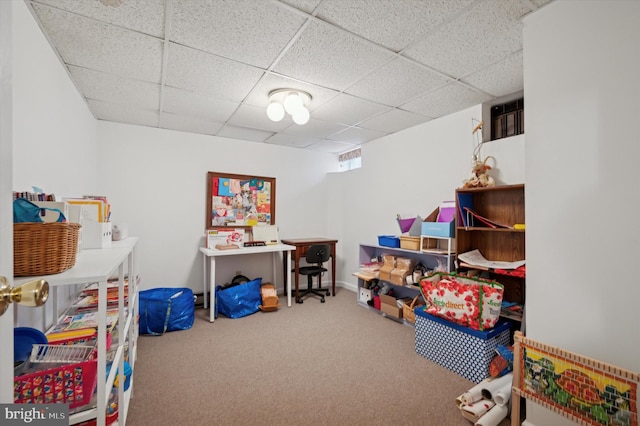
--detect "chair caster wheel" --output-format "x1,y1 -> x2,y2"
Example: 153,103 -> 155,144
321,298 -> 325,303
325,290 -> 330,296
296,299 -> 303,304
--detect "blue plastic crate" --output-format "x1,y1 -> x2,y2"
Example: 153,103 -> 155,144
378,235 -> 400,248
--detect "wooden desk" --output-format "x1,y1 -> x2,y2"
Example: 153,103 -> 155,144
200,243 -> 295,322
280,238 -> 338,303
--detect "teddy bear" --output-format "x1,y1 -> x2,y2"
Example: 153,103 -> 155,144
463,156 -> 496,188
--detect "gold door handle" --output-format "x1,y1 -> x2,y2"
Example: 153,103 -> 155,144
0,276 -> 49,316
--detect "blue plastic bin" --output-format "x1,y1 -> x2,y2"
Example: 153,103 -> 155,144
378,235 -> 400,248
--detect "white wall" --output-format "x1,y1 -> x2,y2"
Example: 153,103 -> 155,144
12,0 -> 97,196
524,1 -> 640,425
11,1 -> 99,327
95,122 -> 336,291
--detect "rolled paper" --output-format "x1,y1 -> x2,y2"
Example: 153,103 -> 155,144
461,389 -> 483,405
462,399 -> 496,420
480,372 -> 513,401
461,378 -> 491,405
493,381 -> 512,406
474,403 -> 508,426
455,393 -> 466,409
461,408 -> 481,424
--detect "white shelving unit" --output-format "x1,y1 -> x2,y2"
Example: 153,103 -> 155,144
420,235 -> 455,255
13,238 -> 139,426
354,243 -> 454,324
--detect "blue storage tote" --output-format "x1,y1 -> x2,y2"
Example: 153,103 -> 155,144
139,287 -> 195,335
378,235 -> 400,248
215,277 -> 262,319
414,308 -> 511,383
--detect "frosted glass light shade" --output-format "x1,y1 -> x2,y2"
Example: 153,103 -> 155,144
284,93 -> 303,115
266,88 -> 312,125
266,102 -> 285,122
292,107 -> 310,125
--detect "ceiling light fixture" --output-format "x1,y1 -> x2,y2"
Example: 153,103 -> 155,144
266,88 -> 312,125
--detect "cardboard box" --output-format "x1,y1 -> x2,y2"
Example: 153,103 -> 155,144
395,257 -> 415,270
390,268 -> 410,286
414,309 -> 511,383
421,207 -> 455,238
378,255 -> 395,281
379,294 -> 403,318
379,264 -> 394,281
207,228 -> 245,249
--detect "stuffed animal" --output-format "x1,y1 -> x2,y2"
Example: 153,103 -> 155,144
463,156 -> 496,188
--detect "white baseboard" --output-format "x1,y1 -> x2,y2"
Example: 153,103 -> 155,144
522,420 -> 535,426
338,281 -> 357,293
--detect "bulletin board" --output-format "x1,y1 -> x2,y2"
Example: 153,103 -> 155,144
511,331 -> 639,426
206,171 -> 275,229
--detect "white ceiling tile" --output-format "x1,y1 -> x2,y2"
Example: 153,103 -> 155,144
403,0 -> 531,79
88,99 -> 159,127
278,0 -> 323,14
311,94 -> 390,126
162,87 -> 239,122
282,118 -> 349,139
273,20 -> 394,90
31,3 -> 164,83
227,103 -> 293,132
160,112 -> 224,135
217,125 -> 274,143
328,126 -> 388,144
462,51 -> 524,97
401,83 -> 493,118
359,109 -> 431,133
306,139 -> 356,154
530,0 -> 554,7
265,133 -> 319,148
27,0 -> 536,152
171,0 -> 306,69
31,0 -> 165,38
68,66 -> 160,110
244,73 -> 339,110
165,43 -> 265,101
316,0 -> 474,52
346,57 -> 452,106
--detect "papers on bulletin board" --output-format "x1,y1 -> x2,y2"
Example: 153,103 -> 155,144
458,249 -> 525,270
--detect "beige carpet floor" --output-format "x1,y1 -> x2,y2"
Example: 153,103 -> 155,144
126,289 -> 513,426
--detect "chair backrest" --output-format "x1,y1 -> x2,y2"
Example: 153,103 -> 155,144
305,244 -> 330,265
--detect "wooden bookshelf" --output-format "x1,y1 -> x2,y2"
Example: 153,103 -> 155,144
455,184 -> 526,307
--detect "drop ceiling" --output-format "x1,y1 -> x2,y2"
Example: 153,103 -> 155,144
25,0 -> 551,154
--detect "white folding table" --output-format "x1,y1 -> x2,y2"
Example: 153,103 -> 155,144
200,243 -> 295,322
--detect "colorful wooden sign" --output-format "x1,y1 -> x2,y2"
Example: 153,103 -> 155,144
512,331 -> 639,426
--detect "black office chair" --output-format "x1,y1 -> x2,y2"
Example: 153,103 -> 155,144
296,244 -> 331,303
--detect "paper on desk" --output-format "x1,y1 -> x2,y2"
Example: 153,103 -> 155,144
458,249 -> 525,270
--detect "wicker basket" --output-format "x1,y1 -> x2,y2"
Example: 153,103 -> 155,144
14,222 -> 81,276
403,295 -> 426,324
